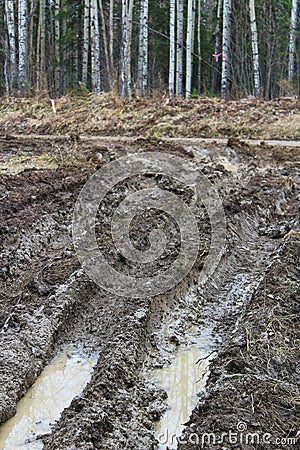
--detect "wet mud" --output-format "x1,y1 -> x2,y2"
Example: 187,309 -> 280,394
0,135 -> 299,449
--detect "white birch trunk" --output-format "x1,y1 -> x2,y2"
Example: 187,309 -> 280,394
191,0 -> 196,61
109,0 -> 114,78
137,0 -> 144,95
221,0 -> 231,99
4,59 -> 9,95
91,0 -> 101,94
212,0 -> 222,93
54,0 -> 60,92
142,0 -> 149,94
249,0 -> 261,97
169,0 -> 175,97
197,0 -> 201,95
5,0 -> 16,92
126,0 -> 134,97
121,0 -> 128,97
18,0 -> 26,92
82,0 -> 90,86
288,0 -> 298,81
176,0 -> 184,97
186,0 -> 193,99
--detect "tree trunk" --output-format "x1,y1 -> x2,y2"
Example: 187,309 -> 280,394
90,0 -> 101,94
109,0 -> 114,82
249,0 -> 261,97
169,0 -> 175,97
126,0 -> 134,97
288,0 -> 298,81
121,0 -> 128,97
82,0 -> 90,86
137,0 -> 144,95
27,0 -> 37,93
176,0 -> 184,97
54,0 -> 60,93
186,0 -> 193,99
18,0 -> 26,93
37,0 -> 46,93
5,0 -> 16,93
197,0 -> 201,95
142,0 -> 149,94
212,0 -> 222,94
221,0 -> 231,99
99,0 -> 112,89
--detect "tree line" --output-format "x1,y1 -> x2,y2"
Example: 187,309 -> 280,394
0,0 -> 299,99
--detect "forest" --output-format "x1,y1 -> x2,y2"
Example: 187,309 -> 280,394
0,0 -> 299,100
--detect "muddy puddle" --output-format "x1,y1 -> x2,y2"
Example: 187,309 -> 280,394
0,345 -> 98,449
149,329 -> 215,450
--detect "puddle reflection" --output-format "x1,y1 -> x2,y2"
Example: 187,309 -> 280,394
150,331 -> 214,450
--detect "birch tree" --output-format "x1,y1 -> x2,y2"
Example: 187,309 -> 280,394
288,0 -> 299,81
54,0 -> 61,92
142,0 -> 149,94
137,0 -> 144,95
90,0 -> 101,94
109,0 -> 114,79
212,0 -> 222,93
126,0 -> 134,97
249,0 -> 261,97
82,0 -> 90,86
186,0 -> 194,99
169,0 -> 175,97
197,0 -> 201,95
137,0 -> 149,96
176,0 -> 184,97
18,0 -> 26,92
121,0 -> 128,97
5,0 -> 16,92
221,0 -> 231,99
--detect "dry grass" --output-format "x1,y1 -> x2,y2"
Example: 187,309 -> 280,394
0,95 -> 299,140
0,153 -> 60,175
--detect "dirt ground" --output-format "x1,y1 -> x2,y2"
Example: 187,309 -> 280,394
0,99 -> 299,449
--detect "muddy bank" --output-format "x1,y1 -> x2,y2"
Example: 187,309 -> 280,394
179,237 -> 300,450
0,136 -> 299,449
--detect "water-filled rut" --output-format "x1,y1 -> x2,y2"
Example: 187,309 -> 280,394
0,346 -> 98,449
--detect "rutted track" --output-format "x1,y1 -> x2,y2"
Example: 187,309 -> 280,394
3,133 -> 300,147
0,136 -> 299,449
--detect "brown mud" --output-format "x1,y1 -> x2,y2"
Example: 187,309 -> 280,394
0,133 -> 299,449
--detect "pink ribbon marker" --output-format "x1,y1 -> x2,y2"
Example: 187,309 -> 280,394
213,52 -> 227,62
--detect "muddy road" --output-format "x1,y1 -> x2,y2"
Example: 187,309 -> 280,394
0,135 -> 299,449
